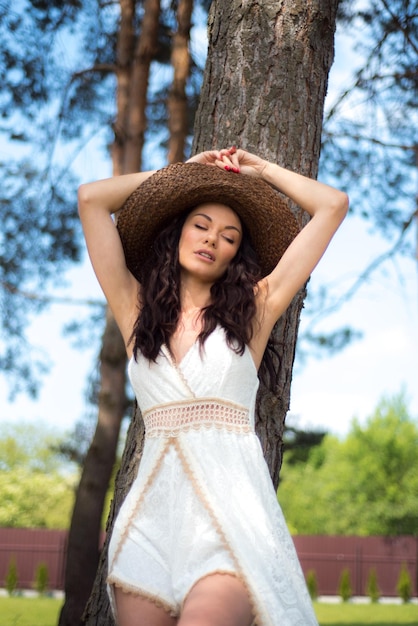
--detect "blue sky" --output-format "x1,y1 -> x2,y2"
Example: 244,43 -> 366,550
1,11 -> 417,437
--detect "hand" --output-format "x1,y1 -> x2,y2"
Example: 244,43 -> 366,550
225,148 -> 268,178
186,149 -> 233,167
187,147 -> 268,178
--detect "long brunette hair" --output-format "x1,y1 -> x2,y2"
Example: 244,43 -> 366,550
131,211 -> 262,361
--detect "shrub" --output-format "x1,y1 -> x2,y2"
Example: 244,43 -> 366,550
366,567 -> 381,603
33,561 -> 49,596
396,562 -> 412,603
5,556 -> 19,596
306,569 -> 318,600
338,567 -> 352,602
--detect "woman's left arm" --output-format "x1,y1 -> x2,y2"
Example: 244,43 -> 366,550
223,148 -> 348,325
260,160 -> 349,320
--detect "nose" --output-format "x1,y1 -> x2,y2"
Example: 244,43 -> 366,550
204,233 -> 216,247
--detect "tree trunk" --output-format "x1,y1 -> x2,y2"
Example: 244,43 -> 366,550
113,0 -> 135,176
60,2 -> 162,625
59,311 -> 127,626
123,0 -> 161,173
167,0 -> 193,164
192,0 -> 339,487
83,0 -> 339,622
82,405 -> 145,626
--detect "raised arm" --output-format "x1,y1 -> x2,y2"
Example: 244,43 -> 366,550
223,149 -> 349,362
260,159 -> 348,312
78,170 -> 155,353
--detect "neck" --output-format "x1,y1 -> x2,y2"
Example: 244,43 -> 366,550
179,277 -> 212,315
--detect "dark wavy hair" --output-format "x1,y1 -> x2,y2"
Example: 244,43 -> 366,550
131,210 -> 262,362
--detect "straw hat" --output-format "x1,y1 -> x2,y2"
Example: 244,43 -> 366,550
117,162 -> 299,281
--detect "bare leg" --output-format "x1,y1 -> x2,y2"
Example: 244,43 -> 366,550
179,573 -> 254,626
113,586 -> 177,626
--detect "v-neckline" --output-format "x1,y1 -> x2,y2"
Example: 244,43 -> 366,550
165,336 -> 200,369
161,343 -> 196,398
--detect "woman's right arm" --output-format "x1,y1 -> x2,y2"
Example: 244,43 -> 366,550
78,171 -> 155,351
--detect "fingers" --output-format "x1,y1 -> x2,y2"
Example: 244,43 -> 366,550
186,149 -> 223,165
218,146 -> 240,173
186,146 -> 243,173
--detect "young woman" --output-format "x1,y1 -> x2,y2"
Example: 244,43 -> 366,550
78,147 -> 348,626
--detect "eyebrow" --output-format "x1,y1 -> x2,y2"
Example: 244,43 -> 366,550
193,212 -> 242,235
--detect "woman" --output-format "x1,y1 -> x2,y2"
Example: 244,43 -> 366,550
78,147 -> 348,626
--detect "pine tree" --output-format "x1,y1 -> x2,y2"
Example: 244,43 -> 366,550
306,570 -> 318,601
34,562 -> 49,596
5,557 -> 18,597
338,568 -> 352,602
396,563 -> 412,604
366,567 -> 380,603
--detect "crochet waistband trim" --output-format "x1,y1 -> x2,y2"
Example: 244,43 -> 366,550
143,399 -> 251,438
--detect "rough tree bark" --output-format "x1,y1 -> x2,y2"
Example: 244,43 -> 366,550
59,2 -> 161,625
192,0 -> 339,486
84,0 -> 339,623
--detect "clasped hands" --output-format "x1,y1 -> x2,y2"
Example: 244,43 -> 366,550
186,146 -> 267,179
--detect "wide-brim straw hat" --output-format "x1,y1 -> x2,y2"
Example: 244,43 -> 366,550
117,162 -> 299,282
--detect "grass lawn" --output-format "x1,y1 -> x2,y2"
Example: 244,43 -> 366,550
0,596 -> 417,625
0,596 -> 63,626
314,601 -> 418,625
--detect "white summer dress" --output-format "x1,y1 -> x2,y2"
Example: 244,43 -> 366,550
107,326 -> 318,626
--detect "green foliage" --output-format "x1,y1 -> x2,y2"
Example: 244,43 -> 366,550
33,562 -> 49,596
396,563 -> 412,604
306,570 -> 318,601
283,425 -> 326,466
365,567 -> 380,603
0,469 -> 76,528
5,557 -> 19,596
338,568 -> 352,603
0,422 -> 70,472
278,393 -> 418,535
0,422 -> 78,528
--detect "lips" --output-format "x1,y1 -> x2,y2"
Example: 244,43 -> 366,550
195,249 -> 216,262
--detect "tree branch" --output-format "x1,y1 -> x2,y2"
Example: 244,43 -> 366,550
379,0 -> 418,56
1,281 -> 105,308
322,130 -> 415,152
309,207 -> 418,323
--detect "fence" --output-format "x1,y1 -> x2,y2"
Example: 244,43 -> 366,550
0,528 -> 416,596
294,535 -> 417,597
0,528 -> 67,591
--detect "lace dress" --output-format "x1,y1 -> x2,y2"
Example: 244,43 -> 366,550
107,326 -> 318,626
